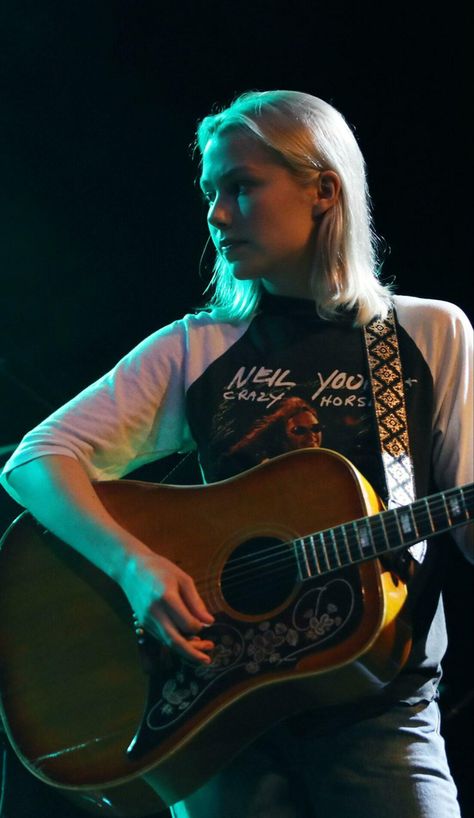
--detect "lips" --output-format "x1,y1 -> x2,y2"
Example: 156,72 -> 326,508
219,239 -> 246,250
219,239 -> 248,253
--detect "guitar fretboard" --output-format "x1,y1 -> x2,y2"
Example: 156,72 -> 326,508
294,484 -> 473,580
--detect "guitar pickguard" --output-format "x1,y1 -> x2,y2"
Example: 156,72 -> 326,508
128,568 -> 363,757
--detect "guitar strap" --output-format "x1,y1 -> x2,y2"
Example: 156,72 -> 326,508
363,307 -> 426,563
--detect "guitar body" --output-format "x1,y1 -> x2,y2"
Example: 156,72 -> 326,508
0,448 -> 412,816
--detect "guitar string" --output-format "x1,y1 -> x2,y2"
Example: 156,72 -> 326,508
187,491 -> 474,598
193,519 -> 473,602
191,521 -> 474,609
208,485 -> 474,579
192,512 -> 470,610
130,488 -> 474,632
211,485 -> 474,580
187,488 -> 474,596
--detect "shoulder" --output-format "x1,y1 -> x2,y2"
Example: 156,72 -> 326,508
392,295 -> 473,383
120,310 -> 254,381
393,294 -> 473,338
179,309 -> 253,349
119,310 -> 246,356
183,309 -> 251,331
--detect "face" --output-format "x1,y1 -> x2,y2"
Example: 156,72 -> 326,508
285,411 -> 322,449
200,129 -> 319,298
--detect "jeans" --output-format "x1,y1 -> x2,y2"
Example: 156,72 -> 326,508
170,700 -> 461,818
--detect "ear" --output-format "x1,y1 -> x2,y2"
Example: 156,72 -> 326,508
312,170 -> 341,216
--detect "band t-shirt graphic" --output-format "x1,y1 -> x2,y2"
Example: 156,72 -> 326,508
186,293 -> 428,507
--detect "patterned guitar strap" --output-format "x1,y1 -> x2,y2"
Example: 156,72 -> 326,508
363,307 -> 426,564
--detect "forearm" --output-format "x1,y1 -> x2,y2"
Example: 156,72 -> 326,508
5,455 -> 150,584
5,454 -> 215,661
5,455 -> 213,663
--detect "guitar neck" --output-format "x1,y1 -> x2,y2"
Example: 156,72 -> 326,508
294,484 -> 474,580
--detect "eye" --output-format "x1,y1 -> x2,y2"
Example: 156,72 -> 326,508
200,179 -> 256,208
232,180 -> 254,196
201,190 -> 215,207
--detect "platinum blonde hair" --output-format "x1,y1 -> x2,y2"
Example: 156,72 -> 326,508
196,90 -> 393,326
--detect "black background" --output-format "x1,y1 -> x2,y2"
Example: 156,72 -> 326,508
0,2 -> 472,816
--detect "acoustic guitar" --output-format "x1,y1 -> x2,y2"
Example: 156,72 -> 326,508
0,448 -> 472,816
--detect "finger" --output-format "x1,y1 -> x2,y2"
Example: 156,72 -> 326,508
150,612 -> 214,664
179,574 -> 215,625
156,591 -> 212,636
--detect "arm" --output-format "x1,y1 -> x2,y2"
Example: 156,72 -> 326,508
395,296 -> 474,561
429,302 -> 474,561
6,454 -> 214,663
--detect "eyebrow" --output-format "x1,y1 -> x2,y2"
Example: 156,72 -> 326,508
199,165 -> 259,191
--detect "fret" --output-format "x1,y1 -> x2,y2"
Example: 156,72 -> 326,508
411,499 -> 433,540
368,514 -> 389,554
294,538 -> 311,581
396,505 -> 419,545
461,486 -> 474,521
317,532 -> 331,573
311,535 -> 323,575
329,528 -> 343,568
335,524 -> 353,566
382,507 -> 405,551
441,493 -> 452,527
354,519 -> 376,558
295,534 -> 320,577
307,535 -> 320,576
322,529 -> 340,572
424,498 -> 435,532
348,521 -> 364,561
446,489 -> 468,523
429,493 -> 451,531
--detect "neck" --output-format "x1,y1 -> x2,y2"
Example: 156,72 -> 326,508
261,276 -> 313,300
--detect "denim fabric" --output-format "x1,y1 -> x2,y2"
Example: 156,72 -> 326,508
170,701 -> 461,818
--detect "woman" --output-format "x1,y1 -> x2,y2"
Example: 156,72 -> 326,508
1,90 -> 472,817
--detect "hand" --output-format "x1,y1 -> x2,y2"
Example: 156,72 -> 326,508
121,548 -> 215,664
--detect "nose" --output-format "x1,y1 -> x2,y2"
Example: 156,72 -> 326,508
207,194 -> 232,230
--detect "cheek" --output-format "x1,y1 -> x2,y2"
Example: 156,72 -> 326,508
208,225 -> 220,251
261,202 -> 314,247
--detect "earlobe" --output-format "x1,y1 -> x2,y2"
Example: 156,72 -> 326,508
313,170 -> 341,216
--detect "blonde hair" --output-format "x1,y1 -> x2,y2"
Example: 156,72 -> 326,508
196,90 -> 393,326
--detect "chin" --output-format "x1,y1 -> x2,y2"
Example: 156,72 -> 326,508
229,264 -> 262,282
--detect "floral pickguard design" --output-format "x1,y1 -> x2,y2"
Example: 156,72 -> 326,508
146,577 -> 355,731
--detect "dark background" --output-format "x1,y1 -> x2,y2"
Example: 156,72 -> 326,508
0,2 -> 472,816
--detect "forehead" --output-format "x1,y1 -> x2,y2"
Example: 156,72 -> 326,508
200,129 -> 282,184
290,410 -> 317,421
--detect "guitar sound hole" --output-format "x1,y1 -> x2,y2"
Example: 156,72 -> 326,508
221,537 -> 298,616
